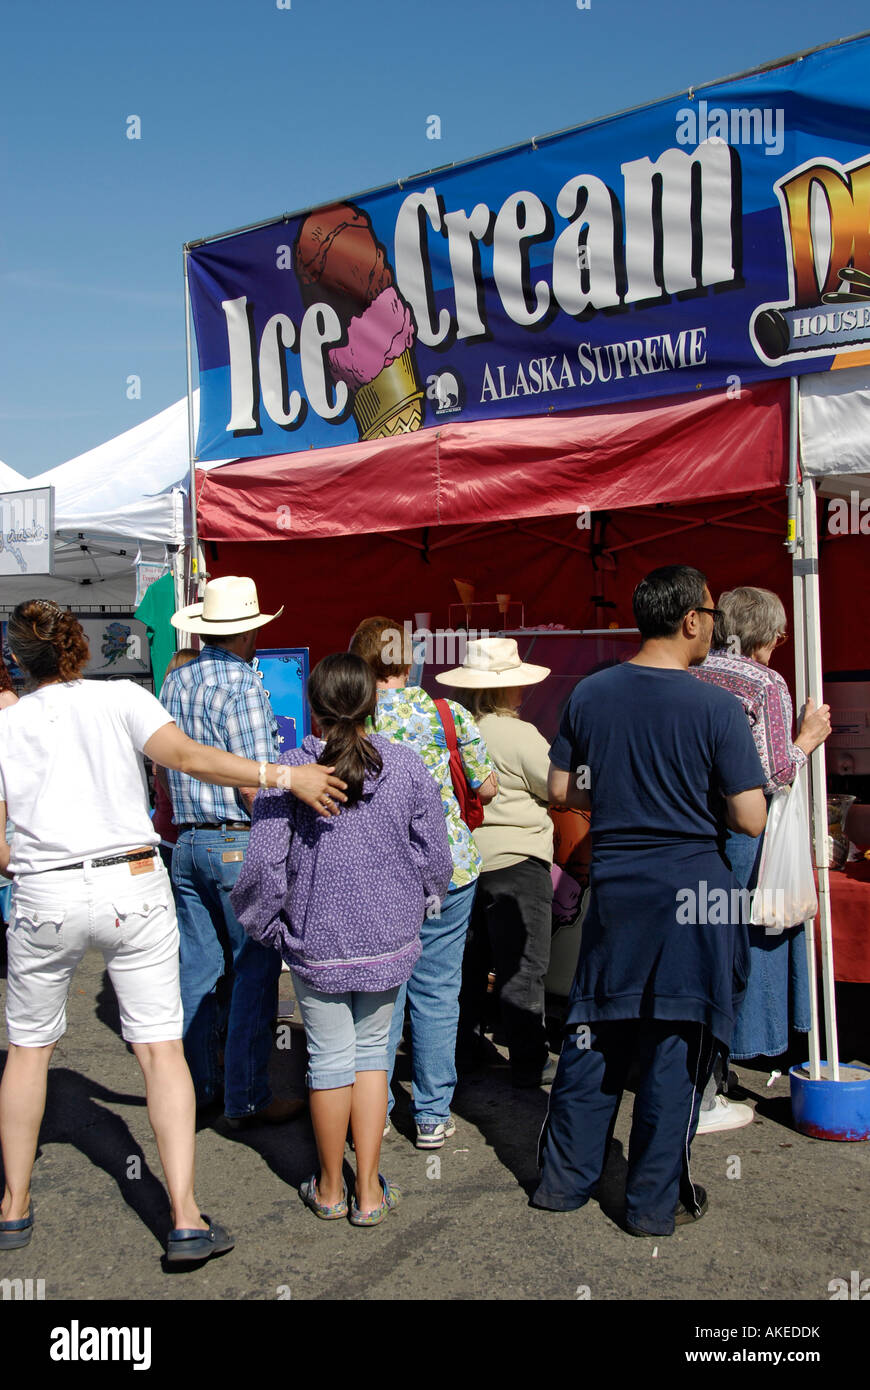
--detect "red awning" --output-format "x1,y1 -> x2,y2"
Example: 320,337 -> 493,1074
195,380 -> 788,542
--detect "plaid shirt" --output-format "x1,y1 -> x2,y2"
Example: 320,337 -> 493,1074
160,645 -> 279,825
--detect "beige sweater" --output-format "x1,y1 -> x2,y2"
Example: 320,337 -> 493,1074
472,712 -> 554,872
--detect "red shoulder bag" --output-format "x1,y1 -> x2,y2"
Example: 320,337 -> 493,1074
433,698 -> 485,831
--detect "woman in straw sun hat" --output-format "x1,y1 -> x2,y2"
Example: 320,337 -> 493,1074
440,638 -> 558,1089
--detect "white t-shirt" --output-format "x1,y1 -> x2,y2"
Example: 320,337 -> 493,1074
0,679 -> 174,875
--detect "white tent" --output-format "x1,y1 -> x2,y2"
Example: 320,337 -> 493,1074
0,460 -> 26,491
0,395 -> 201,613
800,363 -> 870,484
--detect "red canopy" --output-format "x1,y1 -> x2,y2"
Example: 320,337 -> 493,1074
196,381 -> 788,542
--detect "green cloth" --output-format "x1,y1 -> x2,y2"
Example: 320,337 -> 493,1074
134,571 -> 176,693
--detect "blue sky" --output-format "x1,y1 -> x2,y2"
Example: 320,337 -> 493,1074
2,0 -> 868,476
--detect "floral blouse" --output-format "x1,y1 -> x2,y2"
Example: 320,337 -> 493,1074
370,685 -> 493,890
690,649 -> 807,794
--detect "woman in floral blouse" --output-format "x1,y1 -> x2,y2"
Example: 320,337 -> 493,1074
350,617 -> 497,1150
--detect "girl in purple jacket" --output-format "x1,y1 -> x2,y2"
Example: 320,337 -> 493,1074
232,653 -> 452,1225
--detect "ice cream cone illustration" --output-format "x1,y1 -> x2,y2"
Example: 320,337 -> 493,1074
294,205 -> 424,440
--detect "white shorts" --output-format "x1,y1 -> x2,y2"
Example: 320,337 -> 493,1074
4,856 -> 183,1047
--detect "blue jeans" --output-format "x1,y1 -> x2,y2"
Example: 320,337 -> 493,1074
291,975 -> 399,1089
171,827 -> 281,1116
387,880 -> 478,1124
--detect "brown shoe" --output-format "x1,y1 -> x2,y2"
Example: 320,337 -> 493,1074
224,1097 -> 307,1130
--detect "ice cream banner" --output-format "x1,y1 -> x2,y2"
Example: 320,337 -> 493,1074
188,31 -> 870,464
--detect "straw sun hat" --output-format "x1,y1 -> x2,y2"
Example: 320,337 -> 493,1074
171,575 -> 284,635
435,637 -> 550,689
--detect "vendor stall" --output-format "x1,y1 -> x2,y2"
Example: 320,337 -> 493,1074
182,31 -> 870,1106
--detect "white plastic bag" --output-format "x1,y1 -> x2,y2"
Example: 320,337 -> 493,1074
750,772 -> 818,934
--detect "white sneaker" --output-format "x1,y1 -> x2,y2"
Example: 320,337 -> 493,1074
414,1116 -> 457,1149
695,1095 -> 754,1133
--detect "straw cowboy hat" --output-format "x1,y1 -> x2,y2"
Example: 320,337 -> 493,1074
171,576 -> 284,635
436,637 -> 550,689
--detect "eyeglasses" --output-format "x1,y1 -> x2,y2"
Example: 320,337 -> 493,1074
774,631 -> 788,647
690,606 -> 724,620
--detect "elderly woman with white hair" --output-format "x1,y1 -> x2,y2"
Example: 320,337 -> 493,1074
691,586 -> 831,1131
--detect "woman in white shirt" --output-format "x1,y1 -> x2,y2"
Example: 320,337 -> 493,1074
441,639 -> 556,1088
0,599 -> 345,1264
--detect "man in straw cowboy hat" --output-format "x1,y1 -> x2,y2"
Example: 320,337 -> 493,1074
163,576 -> 347,1128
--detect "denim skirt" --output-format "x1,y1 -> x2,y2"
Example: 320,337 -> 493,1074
725,825 -> 811,1060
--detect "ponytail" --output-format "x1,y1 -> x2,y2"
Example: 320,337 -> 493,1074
307,654 -> 382,806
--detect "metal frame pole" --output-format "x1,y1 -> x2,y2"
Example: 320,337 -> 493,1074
800,474 -> 839,1079
790,379 -> 821,1080
182,248 -> 202,621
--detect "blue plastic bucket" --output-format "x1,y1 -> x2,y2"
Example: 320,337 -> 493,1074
789,1062 -> 870,1140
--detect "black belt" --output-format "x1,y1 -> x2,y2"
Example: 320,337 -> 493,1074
177,821 -> 250,833
55,849 -> 157,872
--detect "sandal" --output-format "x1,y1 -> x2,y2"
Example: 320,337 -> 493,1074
349,1175 -> 401,1227
299,1175 -> 348,1220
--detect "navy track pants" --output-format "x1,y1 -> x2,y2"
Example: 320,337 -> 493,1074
533,1019 -> 717,1235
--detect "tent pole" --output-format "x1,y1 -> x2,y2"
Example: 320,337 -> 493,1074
800,475 -> 839,1079
790,388 -> 821,1081
790,382 -> 821,1079
183,247 -> 202,628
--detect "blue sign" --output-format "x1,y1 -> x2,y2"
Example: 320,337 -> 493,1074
188,33 -> 870,463
253,647 -> 309,751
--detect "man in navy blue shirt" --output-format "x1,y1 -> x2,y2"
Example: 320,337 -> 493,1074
533,566 -> 766,1236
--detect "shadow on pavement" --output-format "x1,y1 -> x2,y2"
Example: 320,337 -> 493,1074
0,1053 -> 168,1248
451,1062 -> 550,1196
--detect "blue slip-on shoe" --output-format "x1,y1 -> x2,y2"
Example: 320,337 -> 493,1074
0,1201 -> 34,1250
165,1215 -> 235,1265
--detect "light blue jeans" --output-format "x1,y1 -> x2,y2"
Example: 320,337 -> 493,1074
291,975 -> 399,1089
387,880 -> 478,1125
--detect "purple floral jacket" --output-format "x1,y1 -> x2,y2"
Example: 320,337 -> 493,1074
230,733 -> 453,993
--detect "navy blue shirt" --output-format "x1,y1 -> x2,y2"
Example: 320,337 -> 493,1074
550,663 -> 765,1045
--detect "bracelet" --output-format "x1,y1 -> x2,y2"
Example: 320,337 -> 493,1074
258,761 -> 268,790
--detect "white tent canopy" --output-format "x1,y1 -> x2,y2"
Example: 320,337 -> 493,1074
29,395 -> 197,544
799,363 -> 870,497
0,460 -> 26,491
0,394 -> 202,612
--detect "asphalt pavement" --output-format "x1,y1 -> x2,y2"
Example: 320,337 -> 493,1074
1,948 -> 868,1304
